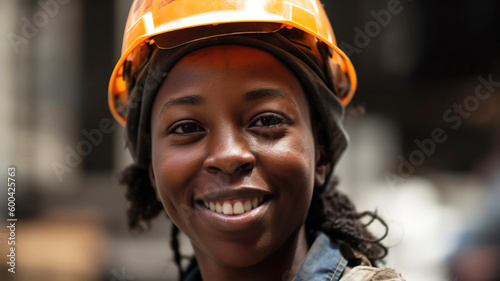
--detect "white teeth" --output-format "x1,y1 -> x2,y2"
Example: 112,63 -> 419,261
252,198 -> 259,208
244,200 -> 252,212
233,202 -> 244,214
202,196 -> 267,215
223,202 -> 233,215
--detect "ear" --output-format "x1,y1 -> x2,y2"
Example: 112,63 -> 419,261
314,141 -> 330,188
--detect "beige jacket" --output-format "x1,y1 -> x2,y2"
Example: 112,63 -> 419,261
340,266 -> 406,281
338,241 -> 406,281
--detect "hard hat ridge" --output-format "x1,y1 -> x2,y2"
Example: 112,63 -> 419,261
109,0 -> 357,125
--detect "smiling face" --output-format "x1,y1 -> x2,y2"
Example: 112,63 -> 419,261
149,45 -> 327,272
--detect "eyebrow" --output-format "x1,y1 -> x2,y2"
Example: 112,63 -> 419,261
160,95 -> 206,115
244,88 -> 295,105
160,88 -> 295,115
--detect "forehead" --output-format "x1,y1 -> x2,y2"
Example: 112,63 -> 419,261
153,44 -> 309,107
165,44 -> 297,81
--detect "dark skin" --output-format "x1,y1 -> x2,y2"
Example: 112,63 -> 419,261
148,45 -> 332,281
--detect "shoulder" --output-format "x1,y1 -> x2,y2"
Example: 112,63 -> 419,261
337,241 -> 405,280
340,266 -> 406,281
295,232 -> 405,281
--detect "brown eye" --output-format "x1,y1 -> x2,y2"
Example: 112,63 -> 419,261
168,121 -> 205,135
252,114 -> 288,127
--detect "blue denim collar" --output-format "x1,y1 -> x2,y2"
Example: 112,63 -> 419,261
293,232 -> 347,281
184,232 -> 347,281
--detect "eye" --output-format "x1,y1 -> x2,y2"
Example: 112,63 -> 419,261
251,113 -> 289,127
167,121 -> 205,135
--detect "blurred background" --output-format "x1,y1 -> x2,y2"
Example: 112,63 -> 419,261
0,0 -> 499,280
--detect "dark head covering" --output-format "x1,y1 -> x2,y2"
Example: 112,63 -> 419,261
125,32 -> 348,182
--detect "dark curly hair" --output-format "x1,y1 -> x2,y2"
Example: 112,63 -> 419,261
119,106 -> 388,280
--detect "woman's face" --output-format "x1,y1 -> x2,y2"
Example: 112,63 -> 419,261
149,45 -> 327,268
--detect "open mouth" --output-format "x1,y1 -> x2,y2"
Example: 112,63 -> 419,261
194,195 -> 272,216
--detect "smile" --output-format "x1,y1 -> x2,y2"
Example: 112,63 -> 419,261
194,194 -> 273,232
196,196 -> 269,215
193,187 -> 274,231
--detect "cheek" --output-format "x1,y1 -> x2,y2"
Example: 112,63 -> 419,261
259,128 -> 316,193
151,142 -> 202,221
257,128 -> 316,233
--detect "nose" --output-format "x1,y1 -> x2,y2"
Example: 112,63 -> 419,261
203,130 -> 255,176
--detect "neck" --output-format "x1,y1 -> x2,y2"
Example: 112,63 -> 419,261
194,225 -> 309,281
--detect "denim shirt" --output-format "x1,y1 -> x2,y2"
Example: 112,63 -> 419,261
293,232 -> 347,281
184,232 -> 347,281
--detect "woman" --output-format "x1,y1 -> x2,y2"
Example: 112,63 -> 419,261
109,1 -> 405,280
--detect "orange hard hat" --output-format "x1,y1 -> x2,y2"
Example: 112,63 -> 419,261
109,0 -> 357,125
